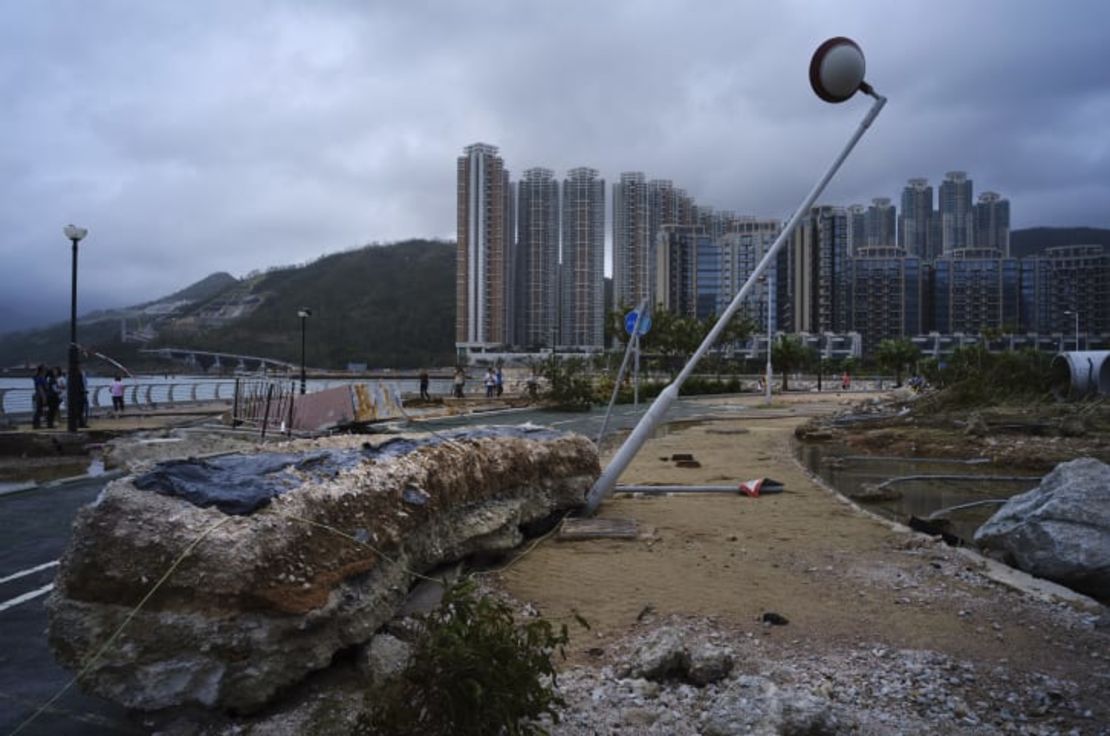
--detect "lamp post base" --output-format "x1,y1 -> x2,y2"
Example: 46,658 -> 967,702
66,343 -> 80,433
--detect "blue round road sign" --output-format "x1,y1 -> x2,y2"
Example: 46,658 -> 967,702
624,310 -> 652,336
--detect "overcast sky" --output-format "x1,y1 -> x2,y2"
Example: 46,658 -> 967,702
2,0 -> 1108,333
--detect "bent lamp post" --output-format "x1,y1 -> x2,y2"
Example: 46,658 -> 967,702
64,224 -> 88,433
298,308 -> 312,395
585,37 -> 887,514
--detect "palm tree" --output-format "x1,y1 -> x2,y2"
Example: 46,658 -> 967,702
771,334 -> 812,391
875,338 -> 919,388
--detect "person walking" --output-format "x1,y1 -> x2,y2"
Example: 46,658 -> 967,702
483,367 -> 496,398
453,367 -> 465,399
495,366 -> 504,397
110,374 -> 126,416
44,367 -> 62,428
419,370 -> 431,401
31,364 -> 48,429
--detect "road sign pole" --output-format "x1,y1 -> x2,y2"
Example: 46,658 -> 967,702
597,300 -> 649,448
633,332 -> 641,406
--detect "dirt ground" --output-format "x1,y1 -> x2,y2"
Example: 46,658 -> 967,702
494,392 -> 1109,720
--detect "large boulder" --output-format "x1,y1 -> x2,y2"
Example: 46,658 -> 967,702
973,457 -> 1110,600
47,426 -> 598,713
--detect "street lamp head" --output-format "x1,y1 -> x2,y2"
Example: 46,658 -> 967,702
63,224 -> 88,242
297,308 -> 312,319
809,37 -> 869,103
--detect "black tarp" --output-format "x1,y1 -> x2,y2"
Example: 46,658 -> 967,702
133,425 -> 568,515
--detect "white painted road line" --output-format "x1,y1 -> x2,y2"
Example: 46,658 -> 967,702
0,582 -> 54,613
0,559 -> 59,585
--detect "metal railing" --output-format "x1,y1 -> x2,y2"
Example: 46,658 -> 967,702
0,380 -> 239,421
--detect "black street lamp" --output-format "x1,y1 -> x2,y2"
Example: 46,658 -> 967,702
297,308 -> 312,394
63,224 -> 88,433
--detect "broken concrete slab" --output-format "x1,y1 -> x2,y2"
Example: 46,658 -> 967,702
557,517 -> 640,540
46,425 -> 598,713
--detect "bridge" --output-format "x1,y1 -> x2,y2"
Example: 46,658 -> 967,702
140,348 -> 296,373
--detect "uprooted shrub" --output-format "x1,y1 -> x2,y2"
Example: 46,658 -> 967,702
356,580 -> 569,736
917,347 -> 1054,411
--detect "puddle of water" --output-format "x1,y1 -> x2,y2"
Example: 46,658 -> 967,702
0,460 -> 91,485
0,450 -> 107,486
798,443 -> 1039,543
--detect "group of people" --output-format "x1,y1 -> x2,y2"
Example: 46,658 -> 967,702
31,367 -> 127,429
483,366 -> 504,398
446,366 -> 505,399
31,364 -> 82,429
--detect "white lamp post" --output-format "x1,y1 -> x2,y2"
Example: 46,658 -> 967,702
297,308 -> 312,394
759,273 -> 773,404
63,224 -> 88,432
585,37 -> 886,514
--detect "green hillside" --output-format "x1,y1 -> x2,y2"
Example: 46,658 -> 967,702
0,239 -> 457,372
158,239 -> 456,369
156,271 -> 239,305
0,319 -> 130,372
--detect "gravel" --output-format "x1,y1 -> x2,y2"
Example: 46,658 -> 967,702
541,618 -> 1108,736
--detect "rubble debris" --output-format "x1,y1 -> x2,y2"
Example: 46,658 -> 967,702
46,426 -> 599,713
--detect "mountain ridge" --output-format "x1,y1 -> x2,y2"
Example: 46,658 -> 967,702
0,239 -> 456,371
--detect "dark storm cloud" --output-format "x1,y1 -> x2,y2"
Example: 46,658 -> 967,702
1,0 -> 1107,332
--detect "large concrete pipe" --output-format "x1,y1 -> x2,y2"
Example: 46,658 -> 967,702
1050,351 -> 1110,399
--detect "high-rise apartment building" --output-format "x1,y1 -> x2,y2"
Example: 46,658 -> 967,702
847,204 -> 866,255
939,171 -> 974,253
932,247 -> 1020,334
613,173 -> 701,312
848,246 -> 923,352
456,143 -> 511,356
787,206 -> 851,334
516,168 -> 560,349
1020,244 -> 1109,340
647,179 -> 697,240
654,224 -> 703,319
898,178 -> 935,260
974,191 -> 1011,255
865,197 -> 896,247
612,172 -> 651,310
697,207 -> 741,242
717,219 -> 781,328
561,167 -> 606,348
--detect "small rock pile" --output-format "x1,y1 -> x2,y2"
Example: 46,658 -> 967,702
542,620 -> 1101,736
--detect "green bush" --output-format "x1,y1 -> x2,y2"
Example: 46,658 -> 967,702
918,347 -> 1053,410
541,356 -> 594,411
601,376 -> 741,404
357,581 -> 569,736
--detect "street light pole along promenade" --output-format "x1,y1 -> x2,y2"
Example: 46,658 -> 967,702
64,224 -> 88,433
